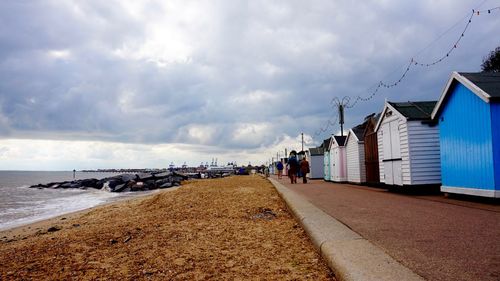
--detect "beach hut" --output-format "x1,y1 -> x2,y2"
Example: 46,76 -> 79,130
375,100 -> 441,187
345,122 -> 367,184
329,135 -> 347,182
431,72 -> 500,198
363,113 -> 381,185
306,147 -> 325,179
323,138 -> 332,181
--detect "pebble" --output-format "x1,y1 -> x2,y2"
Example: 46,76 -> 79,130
47,226 -> 61,232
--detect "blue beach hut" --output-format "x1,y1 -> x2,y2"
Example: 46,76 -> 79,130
432,72 -> 500,198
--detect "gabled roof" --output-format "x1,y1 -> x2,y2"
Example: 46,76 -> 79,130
375,100 -> 437,132
363,112 -> 381,123
363,113 -> 381,136
323,137 -> 333,151
346,122 -> 367,143
318,137 -> 331,150
461,72 -> 500,98
308,147 -> 324,156
333,135 -> 347,147
431,71 -> 500,119
352,123 -> 367,140
388,101 -> 436,120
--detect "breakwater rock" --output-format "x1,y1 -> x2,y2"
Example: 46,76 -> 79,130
30,172 -> 189,192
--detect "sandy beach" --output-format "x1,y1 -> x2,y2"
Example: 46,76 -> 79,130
0,176 -> 334,280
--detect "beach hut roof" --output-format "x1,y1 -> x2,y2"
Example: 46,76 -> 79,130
352,123 -> 367,140
363,112 -> 381,123
346,122 -> 367,143
388,101 -> 436,120
431,71 -> 500,119
308,147 -> 324,156
362,113 -> 381,137
323,137 -> 333,151
321,138 -> 332,151
333,135 -> 347,147
375,100 -> 437,132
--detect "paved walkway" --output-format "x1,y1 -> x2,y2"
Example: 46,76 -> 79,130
272,176 -> 500,281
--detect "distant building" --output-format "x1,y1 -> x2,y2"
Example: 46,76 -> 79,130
432,72 -> 500,198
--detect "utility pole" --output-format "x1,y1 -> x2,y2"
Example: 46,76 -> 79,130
339,104 -> 345,136
301,132 -> 304,152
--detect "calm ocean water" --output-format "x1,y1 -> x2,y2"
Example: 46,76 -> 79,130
0,171 -> 145,231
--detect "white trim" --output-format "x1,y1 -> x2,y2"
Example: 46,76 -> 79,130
441,186 -> 500,198
431,72 -> 491,119
374,101 -> 406,132
331,135 -> 346,149
345,129 -> 358,143
326,136 -> 334,151
345,129 -> 364,144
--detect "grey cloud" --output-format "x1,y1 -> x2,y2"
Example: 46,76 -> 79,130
0,0 -> 499,151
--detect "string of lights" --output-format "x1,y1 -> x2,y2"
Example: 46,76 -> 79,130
311,5 -> 499,140
314,106 -> 339,136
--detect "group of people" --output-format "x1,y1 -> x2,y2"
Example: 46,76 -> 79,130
275,150 -> 310,184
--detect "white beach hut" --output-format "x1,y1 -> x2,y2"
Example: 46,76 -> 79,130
375,101 -> 441,187
323,138 -> 332,181
306,147 -> 325,179
329,135 -> 347,182
345,123 -> 367,184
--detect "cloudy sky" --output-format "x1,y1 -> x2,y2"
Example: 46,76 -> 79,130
0,0 -> 499,170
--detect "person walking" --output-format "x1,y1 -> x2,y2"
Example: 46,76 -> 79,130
264,166 -> 270,178
299,156 -> 310,184
287,151 -> 299,184
276,161 -> 284,179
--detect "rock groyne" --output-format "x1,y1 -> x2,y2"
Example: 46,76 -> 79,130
30,171 -> 189,192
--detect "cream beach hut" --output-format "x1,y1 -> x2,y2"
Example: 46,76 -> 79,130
345,123 -> 367,184
328,135 -> 347,182
375,101 -> 441,187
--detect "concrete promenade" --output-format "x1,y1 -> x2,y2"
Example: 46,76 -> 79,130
271,176 -> 500,281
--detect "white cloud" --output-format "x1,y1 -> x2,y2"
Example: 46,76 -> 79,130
184,124 -> 218,145
47,49 -> 71,60
231,122 -> 272,147
230,90 -> 279,105
0,136 -> 312,170
259,62 -> 284,77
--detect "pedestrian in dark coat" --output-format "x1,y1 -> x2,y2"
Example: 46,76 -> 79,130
276,161 -> 284,179
300,157 -> 310,184
287,151 -> 299,184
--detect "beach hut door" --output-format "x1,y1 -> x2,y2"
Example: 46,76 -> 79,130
382,121 -> 402,185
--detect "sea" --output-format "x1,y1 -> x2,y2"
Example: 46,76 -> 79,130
0,171 -> 150,231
